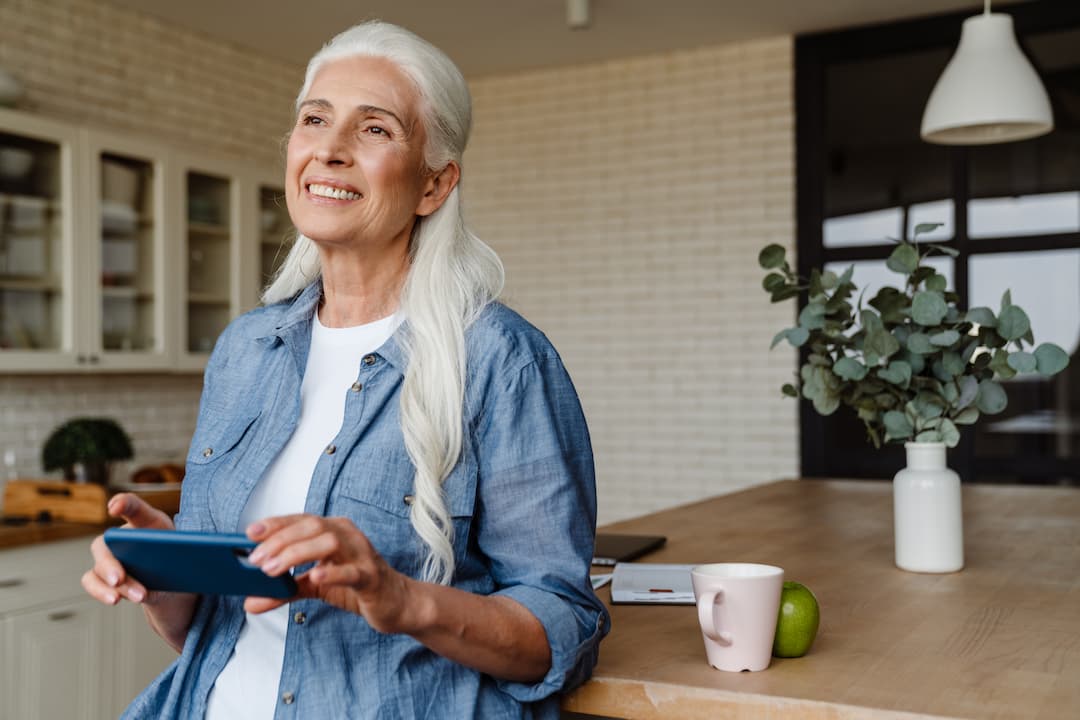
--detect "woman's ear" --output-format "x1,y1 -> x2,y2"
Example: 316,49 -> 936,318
416,161 -> 461,217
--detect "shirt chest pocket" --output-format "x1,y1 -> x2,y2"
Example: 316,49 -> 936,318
178,410 -> 262,532
330,447 -> 477,578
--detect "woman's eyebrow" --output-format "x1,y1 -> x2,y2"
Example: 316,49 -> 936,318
298,98 -> 407,129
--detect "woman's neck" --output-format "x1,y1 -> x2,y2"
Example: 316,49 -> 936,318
317,245 -> 409,328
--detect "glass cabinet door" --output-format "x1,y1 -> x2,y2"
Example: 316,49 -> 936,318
259,184 -> 293,289
99,153 -> 158,353
0,130 -> 65,353
186,171 -> 233,355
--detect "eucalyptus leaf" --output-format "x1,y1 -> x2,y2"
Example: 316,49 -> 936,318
838,265 -> 854,286
770,286 -> 800,303
886,244 -> 919,275
1007,351 -> 1037,373
1034,343 -> 1070,375
953,407 -> 979,425
930,330 -> 960,347
759,244 -> 786,269
877,360 -> 912,389
821,270 -> 838,290
865,328 -> 901,359
913,222 -> 944,236
915,430 -> 942,443
902,350 -> 926,375
939,418 -> 960,447
956,375 -> 979,409
927,243 -> 959,258
812,393 -> 840,415
883,410 -> 913,441
997,305 -> 1031,341
787,326 -> 810,347
834,357 -> 869,381
925,274 -> 947,292
781,383 -> 798,398
762,273 -> 786,292
906,332 -> 934,354
976,380 -> 1008,415
911,291 -> 947,325
966,307 -> 996,328
770,329 -> 789,349
942,351 -> 965,377
932,359 -> 954,383
799,303 -> 827,330
942,380 -> 959,405
989,349 -> 1017,379
1000,289 -> 1012,311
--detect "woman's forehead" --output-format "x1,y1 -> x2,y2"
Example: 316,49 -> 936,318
305,56 -> 420,123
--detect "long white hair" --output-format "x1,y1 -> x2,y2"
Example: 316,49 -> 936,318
262,21 -> 504,584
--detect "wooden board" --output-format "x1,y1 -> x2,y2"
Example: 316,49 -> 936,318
3,480 -> 107,523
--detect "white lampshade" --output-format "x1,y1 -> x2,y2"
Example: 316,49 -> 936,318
921,12 -> 1053,145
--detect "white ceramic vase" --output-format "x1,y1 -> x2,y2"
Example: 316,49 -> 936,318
893,442 -> 964,573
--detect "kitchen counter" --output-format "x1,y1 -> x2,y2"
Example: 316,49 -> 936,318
0,518 -> 107,551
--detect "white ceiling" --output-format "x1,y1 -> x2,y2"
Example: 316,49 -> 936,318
105,0 -> 1012,78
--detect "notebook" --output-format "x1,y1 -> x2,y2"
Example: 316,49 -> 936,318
611,563 -> 697,604
592,533 -> 667,566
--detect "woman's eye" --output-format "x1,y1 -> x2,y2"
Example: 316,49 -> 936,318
301,115 -> 324,126
364,125 -> 389,137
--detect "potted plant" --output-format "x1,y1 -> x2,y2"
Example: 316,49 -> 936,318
759,224 -> 1069,572
42,417 -> 133,485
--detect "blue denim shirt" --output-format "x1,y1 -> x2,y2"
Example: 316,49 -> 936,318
122,281 -> 609,719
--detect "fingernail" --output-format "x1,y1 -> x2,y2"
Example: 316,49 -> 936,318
263,559 -> 281,574
248,522 -> 266,536
248,548 -> 264,563
128,587 -> 145,602
107,571 -> 120,586
107,497 -> 123,514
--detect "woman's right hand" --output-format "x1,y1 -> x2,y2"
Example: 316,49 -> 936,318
82,493 -> 173,606
81,493 -> 197,652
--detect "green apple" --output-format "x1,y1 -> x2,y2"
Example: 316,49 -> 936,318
772,580 -> 820,658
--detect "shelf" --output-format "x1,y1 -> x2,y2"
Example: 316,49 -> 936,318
0,277 -> 59,293
187,221 -> 230,238
0,192 -> 58,210
101,285 -> 153,300
186,293 -> 229,306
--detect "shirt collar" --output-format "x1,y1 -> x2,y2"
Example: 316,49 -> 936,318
257,278 -> 407,372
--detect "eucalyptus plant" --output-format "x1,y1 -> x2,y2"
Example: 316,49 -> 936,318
760,224 -> 1070,448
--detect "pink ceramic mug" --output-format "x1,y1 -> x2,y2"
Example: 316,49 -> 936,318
691,563 -> 784,672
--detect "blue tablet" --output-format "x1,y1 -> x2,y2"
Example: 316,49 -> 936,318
104,528 -> 298,599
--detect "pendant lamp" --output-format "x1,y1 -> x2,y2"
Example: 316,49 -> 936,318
921,0 -> 1053,145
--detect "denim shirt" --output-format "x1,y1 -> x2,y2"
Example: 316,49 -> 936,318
122,281 -> 609,720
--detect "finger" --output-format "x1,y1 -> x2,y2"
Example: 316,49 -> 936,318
245,514 -> 314,542
243,595 -> 289,614
247,515 -> 331,565
306,562 -> 370,589
90,534 -> 128,587
258,530 -> 345,577
81,569 -> 120,605
108,493 -> 173,529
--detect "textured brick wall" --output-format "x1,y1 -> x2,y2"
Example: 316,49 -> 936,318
466,40 -> 799,522
0,0 -> 798,522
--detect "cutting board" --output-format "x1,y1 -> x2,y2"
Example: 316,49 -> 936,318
3,480 -> 108,523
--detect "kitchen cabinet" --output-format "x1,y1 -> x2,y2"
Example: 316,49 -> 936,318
256,175 -> 294,295
0,538 -> 175,720
0,107 -> 284,373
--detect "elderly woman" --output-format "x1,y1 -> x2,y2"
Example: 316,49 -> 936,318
82,21 -> 608,719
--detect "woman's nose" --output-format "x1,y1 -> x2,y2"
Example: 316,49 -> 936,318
314,130 -> 351,165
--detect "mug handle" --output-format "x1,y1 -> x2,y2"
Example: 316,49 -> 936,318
696,589 -> 733,645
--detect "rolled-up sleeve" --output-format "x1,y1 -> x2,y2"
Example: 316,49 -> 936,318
473,353 -> 610,702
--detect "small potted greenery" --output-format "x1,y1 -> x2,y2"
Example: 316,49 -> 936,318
759,224 -> 1069,573
42,417 -> 133,485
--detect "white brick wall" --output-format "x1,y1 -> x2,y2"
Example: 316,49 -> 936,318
0,0 -> 799,523
466,40 -> 799,523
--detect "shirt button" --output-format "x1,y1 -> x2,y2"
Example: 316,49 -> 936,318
294,611 -> 306,625
325,444 -> 336,455
351,381 -> 363,392
282,692 -> 295,705
403,494 -> 414,506
363,354 -> 376,366
202,447 -> 213,457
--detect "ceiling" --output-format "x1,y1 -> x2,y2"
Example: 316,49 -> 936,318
105,0 -> 1014,78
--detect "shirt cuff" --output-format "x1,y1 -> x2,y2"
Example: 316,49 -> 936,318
492,583 -> 607,702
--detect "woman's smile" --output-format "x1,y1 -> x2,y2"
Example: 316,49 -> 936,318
304,178 -> 363,203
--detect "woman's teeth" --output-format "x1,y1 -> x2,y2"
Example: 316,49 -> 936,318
308,183 -> 361,201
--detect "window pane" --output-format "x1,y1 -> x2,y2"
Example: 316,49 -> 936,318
907,199 -> 954,242
969,192 -> 1080,239
823,48 -> 953,247
823,207 -> 902,248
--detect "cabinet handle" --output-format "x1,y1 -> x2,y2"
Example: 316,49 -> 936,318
0,577 -> 25,588
48,610 -> 77,622
77,354 -> 87,364
88,355 -> 101,364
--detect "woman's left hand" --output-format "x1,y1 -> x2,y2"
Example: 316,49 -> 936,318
243,515 -> 416,633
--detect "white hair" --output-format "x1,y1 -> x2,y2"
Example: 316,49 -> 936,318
262,21 -> 504,584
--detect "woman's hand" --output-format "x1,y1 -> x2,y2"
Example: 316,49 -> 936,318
243,515 -> 418,634
81,493 -> 173,607
80,493 -> 198,652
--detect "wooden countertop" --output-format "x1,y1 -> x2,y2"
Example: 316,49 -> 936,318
563,479 -> 1080,720
0,518 -> 105,550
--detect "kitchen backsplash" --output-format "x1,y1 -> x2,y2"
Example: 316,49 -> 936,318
0,374 -> 202,481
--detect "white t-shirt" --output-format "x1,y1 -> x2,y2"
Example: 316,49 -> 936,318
205,310 -> 400,720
